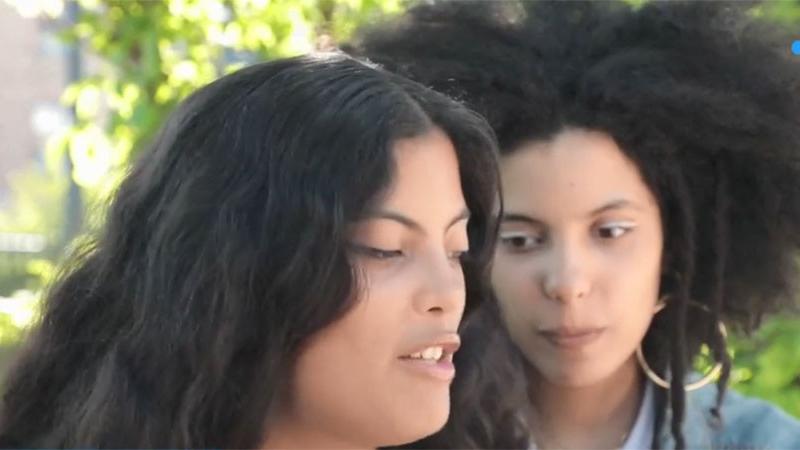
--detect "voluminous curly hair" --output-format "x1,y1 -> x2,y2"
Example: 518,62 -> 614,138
349,1 -> 800,448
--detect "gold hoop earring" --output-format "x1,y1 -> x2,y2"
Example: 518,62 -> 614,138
636,300 -> 728,392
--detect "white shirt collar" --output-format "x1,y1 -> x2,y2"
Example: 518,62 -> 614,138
621,380 -> 656,450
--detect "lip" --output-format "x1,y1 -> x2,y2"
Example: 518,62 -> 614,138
397,332 -> 461,382
537,326 -> 605,350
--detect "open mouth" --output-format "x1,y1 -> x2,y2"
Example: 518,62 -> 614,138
397,339 -> 460,381
399,345 -> 454,364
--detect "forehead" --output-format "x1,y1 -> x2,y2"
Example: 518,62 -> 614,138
499,129 -> 657,215
378,128 -> 465,210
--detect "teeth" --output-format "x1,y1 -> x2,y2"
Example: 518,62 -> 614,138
422,346 -> 443,361
423,347 -> 440,360
405,346 -> 444,361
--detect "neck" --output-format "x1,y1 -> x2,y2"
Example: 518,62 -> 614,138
261,416 -> 372,450
527,356 -> 644,450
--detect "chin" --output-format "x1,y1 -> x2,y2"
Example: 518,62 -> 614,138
380,396 -> 450,446
550,372 -> 604,387
535,358 -> 619,388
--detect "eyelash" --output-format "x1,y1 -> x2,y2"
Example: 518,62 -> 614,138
499,233 -> 546,253
353,245 -> 404,260
351,246 -> 468,262
499,222 -> 636,252
449,250 -> 468,261
595,222 -> 635,239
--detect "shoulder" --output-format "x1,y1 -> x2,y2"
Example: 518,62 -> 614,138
690,385 -> 800,449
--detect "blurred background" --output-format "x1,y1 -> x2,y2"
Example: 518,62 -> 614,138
0,0 -> 798,417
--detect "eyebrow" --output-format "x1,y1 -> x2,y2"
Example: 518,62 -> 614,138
589,199 -> 644,216
501,200 -> 642,225
364,208 -> 471,233
500,213 -> 545,226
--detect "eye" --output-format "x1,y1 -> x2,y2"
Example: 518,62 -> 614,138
595,222 -> 635,240
499,231 -> 546,253
448,249 -> 469,262
350,245 -> 404,260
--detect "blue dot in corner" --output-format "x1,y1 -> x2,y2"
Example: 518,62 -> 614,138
792,40 -> 800,55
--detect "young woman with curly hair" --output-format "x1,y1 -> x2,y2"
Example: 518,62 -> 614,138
0,54 -> 500,448
349,1 -> 800,448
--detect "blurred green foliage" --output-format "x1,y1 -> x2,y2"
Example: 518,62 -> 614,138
729,318 -> 800,417
1,0 -> 799,418
42,0 -> 402,211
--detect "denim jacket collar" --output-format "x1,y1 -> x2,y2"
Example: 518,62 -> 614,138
655,383 -> 800,449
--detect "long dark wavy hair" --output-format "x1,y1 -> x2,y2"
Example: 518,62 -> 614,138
0,54 -> 500,448
349,1 -> 800,448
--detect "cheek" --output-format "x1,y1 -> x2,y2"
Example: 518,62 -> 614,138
598,242 -> 662,330
286,295 -> 404,438
288,266 -> 456,445
491,255 -> 539,319
293,301 -> 387,397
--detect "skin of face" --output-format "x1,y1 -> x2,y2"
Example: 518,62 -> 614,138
267,127 -> 470,449
492,128 -> 664,388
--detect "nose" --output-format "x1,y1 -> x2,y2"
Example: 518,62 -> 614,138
413,250 -> 466,317
540,240 -> 591,303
